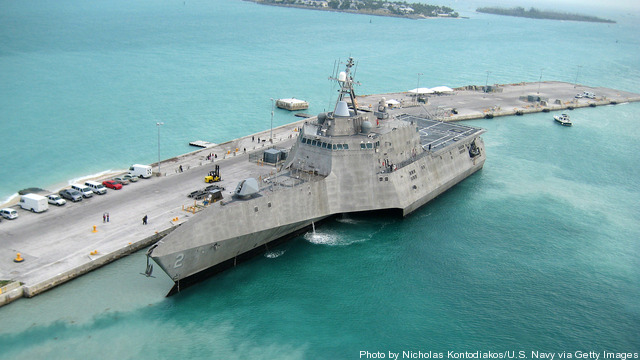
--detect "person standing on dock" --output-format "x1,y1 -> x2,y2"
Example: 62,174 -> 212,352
103,213 -> 106,223
143,215 -> 148,225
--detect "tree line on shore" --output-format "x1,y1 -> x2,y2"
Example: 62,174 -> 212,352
255,0 -> 458,18
476,6 -> 615,23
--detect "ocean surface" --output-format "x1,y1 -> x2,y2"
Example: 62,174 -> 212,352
1,0 -> 639,358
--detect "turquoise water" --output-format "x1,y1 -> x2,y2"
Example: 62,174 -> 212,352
1,0 -> 639,358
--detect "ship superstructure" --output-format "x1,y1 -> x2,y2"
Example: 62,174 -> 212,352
148,58 -> 486,295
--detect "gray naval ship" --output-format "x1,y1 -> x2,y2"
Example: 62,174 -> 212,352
148,58 -> 486,295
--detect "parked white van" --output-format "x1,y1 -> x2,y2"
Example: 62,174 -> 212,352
71,184 -> 93,198
129,164 -> 153,179
0,208 -> 19,219
85,181 -> 107,195
19,194 -> 49,213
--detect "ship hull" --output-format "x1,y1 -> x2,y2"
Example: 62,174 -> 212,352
402,157 -> 485,216
148,58 -> 487,295
151,130 -> 486,295
152,214 -> 329,291
163,216 -> 332,296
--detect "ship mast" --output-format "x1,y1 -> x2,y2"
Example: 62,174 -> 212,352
329,57 -> 359,115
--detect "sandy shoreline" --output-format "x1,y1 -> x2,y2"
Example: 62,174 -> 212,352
1,169 -> 128,208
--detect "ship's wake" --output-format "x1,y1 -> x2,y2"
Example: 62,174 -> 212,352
264,250 -> 286,259
303,231 -> 367,246
305,215 -> 396,246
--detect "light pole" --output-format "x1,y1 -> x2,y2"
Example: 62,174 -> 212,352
485,71 -> 491,92
416,73 -> 423,104
574,65 -> 582,88
537,68 -> 544,94
156,122 -> 164,176
270,98 -> 274,143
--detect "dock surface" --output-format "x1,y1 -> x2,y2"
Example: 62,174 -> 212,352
357,81 -> 640,121
1,81 -> 638,306
0,121 -> 305,305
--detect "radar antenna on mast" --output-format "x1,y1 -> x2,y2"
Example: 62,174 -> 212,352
328,57 -> 360,115
352,59 -> 359,80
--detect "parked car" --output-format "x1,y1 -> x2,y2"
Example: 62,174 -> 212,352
102,180 -> 123,190
59,189 -> 83,202
85,181 -> 107,195
123,174 -> 139,182
113,177 -> 129,185
71,184 -> 93,198
47,194 -> 67,206
0,208 -> 18,220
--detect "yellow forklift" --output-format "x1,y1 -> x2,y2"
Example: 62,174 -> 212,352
204,165 -> 221,183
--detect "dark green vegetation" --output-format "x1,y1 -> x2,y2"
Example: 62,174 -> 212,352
477,6 -> 615,23
254,0 -> 458,18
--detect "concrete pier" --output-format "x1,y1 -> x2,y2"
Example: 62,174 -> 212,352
0,121 -> 306,306
0,81 -> 638,307
357,81 -> 640,121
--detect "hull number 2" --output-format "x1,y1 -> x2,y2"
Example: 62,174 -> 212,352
174,253 -> 184,268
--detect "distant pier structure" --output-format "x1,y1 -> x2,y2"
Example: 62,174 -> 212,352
189,140 -> 216,148
276,98 -> 309,111
356,81 -> 640,122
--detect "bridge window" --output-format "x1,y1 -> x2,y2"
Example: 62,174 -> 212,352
337,144 -> 343,150
343,144 -> 349,150
366,143 -> 373,149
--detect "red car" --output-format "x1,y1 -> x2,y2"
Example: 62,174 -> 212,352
102,180 -> 123,190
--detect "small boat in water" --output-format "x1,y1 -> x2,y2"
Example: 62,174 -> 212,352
554,113 -> 572,126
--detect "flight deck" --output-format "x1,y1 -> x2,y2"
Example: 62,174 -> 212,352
397,114 -> 485,151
